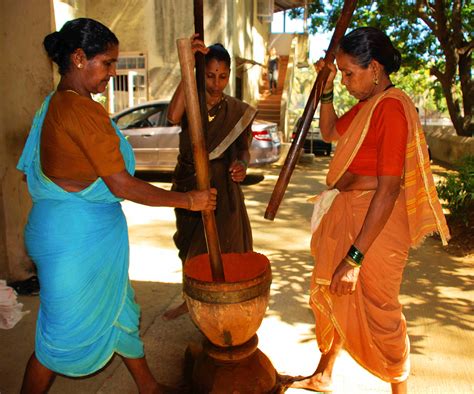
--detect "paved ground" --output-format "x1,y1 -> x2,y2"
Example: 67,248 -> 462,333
1,157 -> 473,393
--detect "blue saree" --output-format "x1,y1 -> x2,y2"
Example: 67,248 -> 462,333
17,93 -> 144,376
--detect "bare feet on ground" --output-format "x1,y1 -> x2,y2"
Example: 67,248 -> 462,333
162,301 -> 188,321
285,372 -> 333,392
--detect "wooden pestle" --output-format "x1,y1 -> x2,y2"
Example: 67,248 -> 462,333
264,0 -> 358,221
176,38 -> 225,282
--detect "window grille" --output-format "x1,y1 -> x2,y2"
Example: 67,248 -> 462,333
108,52 -> 147,114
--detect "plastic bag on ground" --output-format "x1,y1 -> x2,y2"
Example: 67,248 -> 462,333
0,279 -> 30,329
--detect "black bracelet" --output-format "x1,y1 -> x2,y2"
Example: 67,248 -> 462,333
347,245 -> 364,265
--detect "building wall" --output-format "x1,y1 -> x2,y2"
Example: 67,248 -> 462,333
0,1 -> 54,280
85,0 -> 270,105
231,0 -> 269,105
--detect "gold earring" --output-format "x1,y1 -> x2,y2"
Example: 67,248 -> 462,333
77,64 -> 83,69
373,77 -> 379,85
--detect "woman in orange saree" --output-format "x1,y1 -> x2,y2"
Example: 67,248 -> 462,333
290,27 -> 449,393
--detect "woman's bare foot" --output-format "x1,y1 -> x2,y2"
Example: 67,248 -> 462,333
277,373 -> 306,389
162,301 -> 188,321
289,372 -> 333,392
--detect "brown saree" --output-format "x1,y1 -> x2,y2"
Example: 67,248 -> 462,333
309,88 -> 449,383
172,94 -> 256,262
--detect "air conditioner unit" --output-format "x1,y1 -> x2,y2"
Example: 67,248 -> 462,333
257,0 -> 274,22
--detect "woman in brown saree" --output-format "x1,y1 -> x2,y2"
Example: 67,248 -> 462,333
164,39 -> 256,319
289,27 -> 449,393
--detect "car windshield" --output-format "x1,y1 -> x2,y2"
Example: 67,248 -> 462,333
115,105 -> 167,129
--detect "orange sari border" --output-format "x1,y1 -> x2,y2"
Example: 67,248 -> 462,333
310,285 -> 411,383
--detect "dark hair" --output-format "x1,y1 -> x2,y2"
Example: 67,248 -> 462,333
339,27 -> 401,75
205,43 -> 231,69
43,18 -> 119,75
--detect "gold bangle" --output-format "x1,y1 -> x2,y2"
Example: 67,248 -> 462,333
187,193 -> 194,210
344,256 -> 360,268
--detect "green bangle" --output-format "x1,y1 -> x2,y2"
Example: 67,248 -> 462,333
320,90 -> 334,104
237,159 -> 248,169
347,245 -> 364,265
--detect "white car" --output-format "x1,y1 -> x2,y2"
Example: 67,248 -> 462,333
112,101 -> 281,172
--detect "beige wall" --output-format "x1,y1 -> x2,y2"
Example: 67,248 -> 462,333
85,0 -> 270,105
232,0 -> 269,105
424,126 -> 474,165
0,1 -> 54,280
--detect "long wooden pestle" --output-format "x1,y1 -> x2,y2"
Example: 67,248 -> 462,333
176,38 -> 225,282
264,0 -> 358,220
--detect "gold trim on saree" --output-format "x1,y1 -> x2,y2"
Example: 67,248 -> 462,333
208,105 -> 257,160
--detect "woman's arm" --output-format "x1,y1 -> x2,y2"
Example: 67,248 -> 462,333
314,59 -> 339,142
229,127 -> 252,183
352,175 -> 401,253
330,175 -> 402,296
167,35 -> 209,125
319,98 -> 339,142
102,170 -> 216,211
167,81 -> 185,125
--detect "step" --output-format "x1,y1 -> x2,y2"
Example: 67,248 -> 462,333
257,105 -> 281,112
258,94 -> 283,101
257,111 -> 281,118
257,116 -> 281,123
257,103 -> 281,110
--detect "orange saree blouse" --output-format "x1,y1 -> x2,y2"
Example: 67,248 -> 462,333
41,91 -> 125,182
336,97 -> 408,177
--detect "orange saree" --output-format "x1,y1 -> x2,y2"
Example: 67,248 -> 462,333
310,88 -> 449,382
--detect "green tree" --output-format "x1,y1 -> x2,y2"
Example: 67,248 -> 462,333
290,0 -> 473,136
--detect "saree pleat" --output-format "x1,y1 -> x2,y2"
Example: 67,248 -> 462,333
17,93 -> 143,376
310,190 -> 411,382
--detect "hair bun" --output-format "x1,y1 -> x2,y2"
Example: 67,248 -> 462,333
390,48 -> 402,74
43,31 -> 63,60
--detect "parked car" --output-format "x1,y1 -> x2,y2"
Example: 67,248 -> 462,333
292,116 -> 332,156
111,101 -> 281,172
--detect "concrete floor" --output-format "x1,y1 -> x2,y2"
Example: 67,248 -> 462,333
1,157 -> 473,393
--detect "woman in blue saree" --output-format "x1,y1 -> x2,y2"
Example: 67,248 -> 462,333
18,18 -> 216,394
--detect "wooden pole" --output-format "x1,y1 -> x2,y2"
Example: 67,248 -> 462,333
177,38 -> 225,282
193,0 -> 209,133
264,0 -> 358,221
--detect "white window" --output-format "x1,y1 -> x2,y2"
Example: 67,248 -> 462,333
108,52 -> 148,114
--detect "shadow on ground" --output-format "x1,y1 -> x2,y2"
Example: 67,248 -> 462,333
242,159 -> 473,354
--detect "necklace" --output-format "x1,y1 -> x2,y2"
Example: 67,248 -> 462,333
64,89 -> 80,95
207,97 -> 225,122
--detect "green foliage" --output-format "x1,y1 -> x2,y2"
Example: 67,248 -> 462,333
333,72 -> 357,114
292,1 -> 473,71
392,68 -> 447,114
288,0 -> 473,135
436,156 -> 474,223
